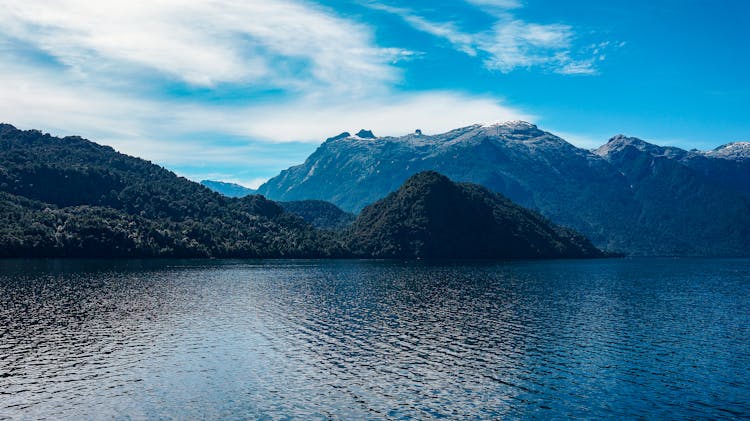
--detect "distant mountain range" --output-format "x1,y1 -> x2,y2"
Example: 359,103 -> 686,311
0,123 -> 596,259
200,180 -> 256,197
257,122 -> 750,256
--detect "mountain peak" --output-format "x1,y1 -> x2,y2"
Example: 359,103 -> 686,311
355,129 -> 376,139
596,135 -> 653,157
608,134 -> 644,144
481,120 -> 537,130
326,132 -> 351,142
402,170 -> 452,189
201,180 -> 256,198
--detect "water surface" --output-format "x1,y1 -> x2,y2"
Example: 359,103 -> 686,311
0,258 -> 748,419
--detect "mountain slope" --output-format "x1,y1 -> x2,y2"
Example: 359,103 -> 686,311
594,136 -> 750,256
704,142 -> 750,162
346,171 -> 603,259
201,180 -> 256,197
598,135 -> 750,198
258,122 -> 750,256
0,124 -> 340,258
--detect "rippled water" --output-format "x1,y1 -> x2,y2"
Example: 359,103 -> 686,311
0,258 -> 748,419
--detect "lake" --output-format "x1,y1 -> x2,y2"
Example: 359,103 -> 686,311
0,258 -> 748,419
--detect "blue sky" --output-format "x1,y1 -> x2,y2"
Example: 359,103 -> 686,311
0,0 -> 747,187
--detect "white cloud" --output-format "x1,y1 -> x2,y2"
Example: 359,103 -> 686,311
369,4 -> 477,56
464,0 -> 522,11
479,20 -> 575,72
372,4 -> 602,75
0,0 -> 404,93
555,59 -> 597,75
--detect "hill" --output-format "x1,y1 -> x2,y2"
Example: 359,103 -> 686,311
345,171 -> 603,259
0,124 -> 340,258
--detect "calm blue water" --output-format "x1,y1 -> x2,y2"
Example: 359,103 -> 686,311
0,258 -> 748,419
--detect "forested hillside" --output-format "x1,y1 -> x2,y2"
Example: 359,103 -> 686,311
0,124 -> 341,257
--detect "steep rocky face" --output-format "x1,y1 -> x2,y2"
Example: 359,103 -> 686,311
345,171 -> 603,259
596,135 -> 750,198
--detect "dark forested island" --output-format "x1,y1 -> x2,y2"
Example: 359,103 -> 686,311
0,124 -> 603,259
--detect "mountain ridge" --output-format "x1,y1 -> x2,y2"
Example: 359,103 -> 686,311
257,122 -> 750,256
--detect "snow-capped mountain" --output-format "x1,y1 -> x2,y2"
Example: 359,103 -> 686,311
257,122 -> 750,256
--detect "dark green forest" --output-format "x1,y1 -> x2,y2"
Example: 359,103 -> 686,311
278,200 -> 355,231
0,124 -> 342,258
346,171 -> 603,259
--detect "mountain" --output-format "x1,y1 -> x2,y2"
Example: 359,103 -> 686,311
597,135 -> 750,198
0,123 -> 611,260
0,124 -> 341,258
201,180 -> 256,197
257,122 -> 750,256
593,135 -> 750,256
704,142 -> 750,161
279,200 -> 355,230
257,122 -> 638,252
345,171 -> 603,259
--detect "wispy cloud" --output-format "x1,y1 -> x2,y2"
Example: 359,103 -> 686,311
0,0 -> 406,94
370,4 -> 478,56
464,0 -> 522,11
371,3 -> 603,75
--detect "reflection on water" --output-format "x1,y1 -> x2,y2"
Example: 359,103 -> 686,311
0,258 -> 748,419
